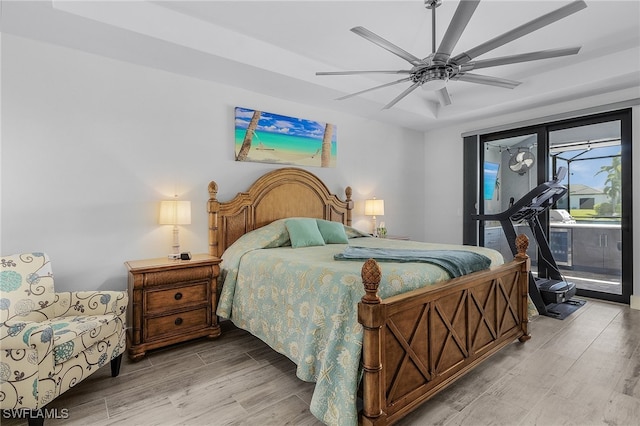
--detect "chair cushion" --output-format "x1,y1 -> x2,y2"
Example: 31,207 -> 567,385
43,314 -> 122,364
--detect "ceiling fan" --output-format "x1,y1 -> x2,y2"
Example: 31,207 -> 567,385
316,0 -> 587,110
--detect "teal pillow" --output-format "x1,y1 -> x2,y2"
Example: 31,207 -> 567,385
285,218 -> 326,248
316,219 -> 349,244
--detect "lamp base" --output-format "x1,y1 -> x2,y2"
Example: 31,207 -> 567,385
169,226 -> 181,259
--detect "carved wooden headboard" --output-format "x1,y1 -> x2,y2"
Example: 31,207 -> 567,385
208,168 -> 353,257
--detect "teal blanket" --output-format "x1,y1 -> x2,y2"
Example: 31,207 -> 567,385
334,246 -> 491,278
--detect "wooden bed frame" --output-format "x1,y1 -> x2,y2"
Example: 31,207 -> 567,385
208,167 -> 531,425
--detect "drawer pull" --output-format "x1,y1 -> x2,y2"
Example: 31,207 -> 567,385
175,317 -> 183,326
174,292 -> 183,300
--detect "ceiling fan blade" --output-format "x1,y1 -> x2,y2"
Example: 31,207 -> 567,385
451,0 -> 587,64
351,26 -> 423,66
433,0 -> 480,63
453,73 -> 521,89
462,47 -> 581,71
436,86 -> 452,106
382,81 -> 422,109
336,77 -> 413,100
316,70 -> 412,76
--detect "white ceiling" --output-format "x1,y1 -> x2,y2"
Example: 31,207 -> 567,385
2,0 -> 639,131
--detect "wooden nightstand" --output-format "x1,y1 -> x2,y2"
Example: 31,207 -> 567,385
125,254 -> 221,361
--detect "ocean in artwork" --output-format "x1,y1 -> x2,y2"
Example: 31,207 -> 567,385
234,107 -> 337,167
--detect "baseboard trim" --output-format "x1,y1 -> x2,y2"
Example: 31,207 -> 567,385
631,295 -> 640,310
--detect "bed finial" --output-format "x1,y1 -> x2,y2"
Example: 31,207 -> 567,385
345,186 -> 353,225
345,186 -> 352,200
208,181 -> 218,199
515,234 -> 529,259
361,258 -> 382,304
208,181 -> 220,256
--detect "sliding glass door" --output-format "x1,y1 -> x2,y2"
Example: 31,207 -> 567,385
547,114 -> 630,302
467,108 -> 632,305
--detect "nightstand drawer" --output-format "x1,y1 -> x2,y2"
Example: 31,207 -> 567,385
144,266 -> 213,286
146,308 -> 208,340
145,281 -> 208,312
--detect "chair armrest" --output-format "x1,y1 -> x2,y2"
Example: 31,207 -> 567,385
0,321 -> 55,352
54,291 -> 128,318
0,322 -> 55,409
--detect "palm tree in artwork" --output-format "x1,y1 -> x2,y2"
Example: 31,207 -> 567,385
321,123 -> 333,167
595,155 -> 621,213
236,110 -> 262,161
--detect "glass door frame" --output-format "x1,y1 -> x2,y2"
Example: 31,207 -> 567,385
477,126 -> 548,253
464,108 -> 632,305
546,109 -> 632,304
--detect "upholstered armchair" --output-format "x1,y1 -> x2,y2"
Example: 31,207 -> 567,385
0,252 -> 127,425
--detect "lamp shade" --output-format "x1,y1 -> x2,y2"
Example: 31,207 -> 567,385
364,198 -> 385,216
159,200 -> 191,225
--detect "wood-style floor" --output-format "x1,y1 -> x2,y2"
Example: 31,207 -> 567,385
5,298 -> 640,426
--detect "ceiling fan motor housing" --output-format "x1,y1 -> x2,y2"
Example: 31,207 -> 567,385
424,0 -> 443,10
413,65 -> 453,86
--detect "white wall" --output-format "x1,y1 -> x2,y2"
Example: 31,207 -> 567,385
423,92 -> 640,302
1,34 -> 426,292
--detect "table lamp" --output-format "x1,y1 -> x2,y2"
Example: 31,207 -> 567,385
364,197 -> 385,237
159,197 -> 191,258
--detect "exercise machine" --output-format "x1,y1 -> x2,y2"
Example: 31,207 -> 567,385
474,167 -> 579,318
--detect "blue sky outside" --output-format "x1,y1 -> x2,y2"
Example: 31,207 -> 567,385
235,107 -> 337,144
554,145 -> 621,191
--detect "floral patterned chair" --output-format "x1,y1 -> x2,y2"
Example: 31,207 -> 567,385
0,252 -> 127,425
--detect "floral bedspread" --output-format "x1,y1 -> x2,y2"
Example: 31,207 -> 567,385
217,219 -> 503,425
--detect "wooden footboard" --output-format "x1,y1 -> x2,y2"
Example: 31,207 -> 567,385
358,235 -> 531,425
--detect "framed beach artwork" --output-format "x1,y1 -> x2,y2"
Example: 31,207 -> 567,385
484,161 -> 500,200
235,107 -> 337,168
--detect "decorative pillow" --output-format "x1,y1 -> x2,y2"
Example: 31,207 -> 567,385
285,218 -> 326,248
345,225 -> 372,239
316,219 -> 349,244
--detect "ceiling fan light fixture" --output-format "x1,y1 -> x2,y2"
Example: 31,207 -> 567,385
416,66 -> 450,91
421,79 -> 447,91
